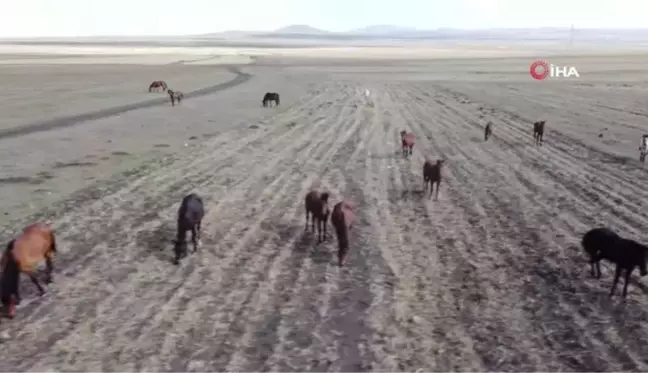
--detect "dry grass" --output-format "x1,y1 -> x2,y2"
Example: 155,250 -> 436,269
0,49 -> 647,371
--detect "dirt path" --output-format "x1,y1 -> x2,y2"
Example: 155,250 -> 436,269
0,66 -> 251,140
1,82 -> 648,371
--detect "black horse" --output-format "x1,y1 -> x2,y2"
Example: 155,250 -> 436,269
262,92 -> 280,107
533,120 -> 546,146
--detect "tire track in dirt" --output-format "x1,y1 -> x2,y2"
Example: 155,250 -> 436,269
402,83 -> 648,370
0,84 -> 350,372
1,86 -> 332,332
0,67 -> 252,141
391,84 -> 541,370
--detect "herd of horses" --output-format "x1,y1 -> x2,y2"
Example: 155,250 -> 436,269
0,90 -> 646,322
147,80 -> 280,109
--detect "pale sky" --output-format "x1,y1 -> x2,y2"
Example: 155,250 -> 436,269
0,0 -> 646,37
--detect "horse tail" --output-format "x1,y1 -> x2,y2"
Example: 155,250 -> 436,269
0,240 -> 20,309
50,231 -> 57,253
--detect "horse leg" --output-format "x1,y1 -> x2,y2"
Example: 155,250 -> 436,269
435,181 -> 440,200
305,209 -> 310,231
622,268 -> 633,297
28,274 -> 46,296
317,218 -> 323,243
191,225 -> 198,253
610,265 -> 622,297
409,145 -> 413,155
45,254 -> 54,284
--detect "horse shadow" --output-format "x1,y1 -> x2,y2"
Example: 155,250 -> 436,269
135,221 -> 177,264
387,188 -> 426,203
271,221 -> 334,266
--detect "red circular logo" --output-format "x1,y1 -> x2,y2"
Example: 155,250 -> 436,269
530,60 -> 549,80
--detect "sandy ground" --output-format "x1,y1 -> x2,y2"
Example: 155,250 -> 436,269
1,48 -> 648,371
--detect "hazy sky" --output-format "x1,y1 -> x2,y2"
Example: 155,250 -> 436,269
1,0 -> 645,37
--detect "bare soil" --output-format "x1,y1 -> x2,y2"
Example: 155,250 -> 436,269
0,53 -> 648,372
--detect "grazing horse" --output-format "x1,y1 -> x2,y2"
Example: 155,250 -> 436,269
173,193 -> 204,265
304,190 -> 330,243
400,130 -> 415,158
484,122 -> 492,141
582,227 -> 648,297
168,89 -> 184,107
533,120 -> 546,146
639,134 -> 648,162
582,227 -> 621,278
331,201 -> 355,267
149,80 -> 167,92
262,92 -> 280,107
423,158 -> 445,200
0,223 -> 57,319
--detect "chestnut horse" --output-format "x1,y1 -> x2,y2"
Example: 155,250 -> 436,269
331,201 -> 355,267
0,223 -> 57,318
262,92 -> 280,107
172,193 -> 204,265
400,130 -> 415,158
149,80 -> 168,92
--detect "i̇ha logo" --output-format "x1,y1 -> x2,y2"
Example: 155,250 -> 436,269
529,60 -> 580,80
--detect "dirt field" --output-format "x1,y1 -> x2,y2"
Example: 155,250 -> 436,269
1,50 -> 648,372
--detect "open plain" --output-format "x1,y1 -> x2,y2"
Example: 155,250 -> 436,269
1,44 -> 648,371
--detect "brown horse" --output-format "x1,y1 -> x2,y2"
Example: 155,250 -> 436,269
484,122 -> 492,141
304,190 -> 330,243
149,80 -> 168,92
331,201 -> 355,267
400,130 -> 415,158
533,120 -> 546,146
0,223 -> 57,318
423,158 -> 445,200
168,89 -> 184,106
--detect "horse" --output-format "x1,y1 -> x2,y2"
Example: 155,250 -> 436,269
533,120 -> 546,146
0,223 -> 57,319
304,190 -> 330,243
149,80 -> 167,92
484,122 -> 492,141
168,89 -> 184,107
638,135 -> 648,162
582,227 -> 621,278
400,130 -> 415,158
262,92 -> 280,107
172,193 -> 204,265
423,158 -> 445,200
331,201 -> 354,267
582,227 -> 648,297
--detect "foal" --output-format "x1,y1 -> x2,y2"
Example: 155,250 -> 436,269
533,120 -> 546,146
400,130 -> 414,158
0,223 -> 57,318
423,158 -> 445,200
331,201 -> 355,267
168,89 -> 184,106
173,193 -> 204,265
484,122 -> 492,141
304,190 -> 330,243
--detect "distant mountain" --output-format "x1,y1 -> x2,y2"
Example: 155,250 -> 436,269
348,25 -> 418,35
273,25 -> 329,35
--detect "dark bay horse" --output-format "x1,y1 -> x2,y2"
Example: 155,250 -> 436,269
400,130 -> 415,158
0,223 -> 57,318
423,158 -> 445,200
533,120 -> 546,146
484,122 -> 492,141
168,89 -> 184,106
173,193 -> 204,265
304,190 -> 330,243
149,80 -> 168,92
262,92 -> 280,107
331,201 -> 355,267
